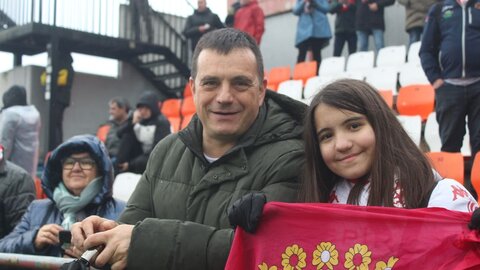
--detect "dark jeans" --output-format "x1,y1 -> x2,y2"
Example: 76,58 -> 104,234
333,32 -> 357,57
297,37 -> 329,65
435,80 -> 480,156
407,26 -> 423,47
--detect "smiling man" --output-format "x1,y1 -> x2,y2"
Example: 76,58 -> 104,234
70,28 -> 306,270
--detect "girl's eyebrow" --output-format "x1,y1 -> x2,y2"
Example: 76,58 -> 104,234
316,116 -> 366,136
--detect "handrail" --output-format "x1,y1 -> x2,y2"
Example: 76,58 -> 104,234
0,252 -> 74,269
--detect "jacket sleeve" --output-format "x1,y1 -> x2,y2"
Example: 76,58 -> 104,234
419,4 -> 442,84
293,0 -> 305,16
375,0 -> 395,8
3,169 -> 35,234
0,203 -> 41,254
212,14 -> 225,30
182,16 -> 200,38
313,0 -> 331,13
252,6 -> 265,44
0,111 -> 19,159
119,140 -> 303,270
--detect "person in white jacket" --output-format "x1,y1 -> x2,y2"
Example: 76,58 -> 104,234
0,85 -> 40,178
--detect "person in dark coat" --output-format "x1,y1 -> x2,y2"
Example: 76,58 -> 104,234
0,134 -> 125,257
116,91 -> 171,174
355,0 -> 395,53
0,144 -> 35,239
183,0 -> 224,52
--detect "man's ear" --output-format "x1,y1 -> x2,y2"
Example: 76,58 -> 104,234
258,77 -> 267,106
189,77 -> 195,96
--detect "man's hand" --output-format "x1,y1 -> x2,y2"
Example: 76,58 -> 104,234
84,224 -> 134,270
368,2 -> 378,11
432,78 -> 444,90
71,215 -> 118,253
227,193 -> 266,233
35,224 -> 64,250
132,109 -> 142,124
118,162 -> 129,172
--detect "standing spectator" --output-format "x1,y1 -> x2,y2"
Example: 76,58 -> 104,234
234,0 -> 265,44
0,135 -> 125,257
329,0 -> 357,57
293,0 -> 332,64
183,0 -> 224,52
419,0 -> 480,158
398,0 -> 437,47
130,0 -> 153,43
0,85 -> 40,178
116,91 -> 170,174
69,28 -> 305,270
225,1 -> 241,27
105,97 -> 130,162
355,0 -> 395,53
0,144 -> 35,239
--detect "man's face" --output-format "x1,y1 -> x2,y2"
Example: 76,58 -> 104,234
109,102 -> 128,122
137,105 -> 152,120
198,0 -> 207,11
190,48 -> 266,147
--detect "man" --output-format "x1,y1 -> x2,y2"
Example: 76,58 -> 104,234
115,91 -> 170,174
71,28 -> 306,269
0,144 -> 36,239
130,0 -> 153,43
0,85 -> 40,178
104,97 -> 130,161
183,0 -> 224,52
234,0 -> 265,44
398,0 -> 437,47
355,0 -> 395,53
420,0 -> 480,158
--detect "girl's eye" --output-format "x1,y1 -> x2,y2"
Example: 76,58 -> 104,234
318,133 -> 332,142
349,122 -> 362,130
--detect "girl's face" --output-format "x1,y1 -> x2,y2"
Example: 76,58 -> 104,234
314,103 -> 376,181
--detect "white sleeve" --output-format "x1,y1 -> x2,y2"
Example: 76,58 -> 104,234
428,179 -> 479,213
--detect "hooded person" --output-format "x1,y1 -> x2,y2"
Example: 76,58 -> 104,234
0,85 -> 40,178
0,134 -> 125,257
116,91 -> 171,174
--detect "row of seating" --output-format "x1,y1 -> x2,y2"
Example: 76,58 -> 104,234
161,84 -> 195,132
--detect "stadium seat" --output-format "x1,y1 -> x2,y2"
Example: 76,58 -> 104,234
470,152 -> 480,201
397,115 -> 422,146
303,76 -> 335,103
161,99 -> 182,118
293,61 -> 317,86
365,67 -> 399,95
398,63 -> 430,87
378,90 -> 393,109
267,66 -> 291,91
181,113 -> 195,130
112,172 -> 141,202
426,152 -> 464,185
376,45 -> 407,70
346,51 -> 375,72
396,84 -> 434,121
183,83 -> 193,97
277,80 -> 303,101
96,124 -> 110,143
168,117 -> 182,133
318,56 -> 345,77
407,41 -> 421,65
180,96 -> 196,116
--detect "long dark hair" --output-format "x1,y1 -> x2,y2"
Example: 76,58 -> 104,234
300,79 -> 435,208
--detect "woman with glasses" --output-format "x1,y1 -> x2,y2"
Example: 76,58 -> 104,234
0,134 -> 125,257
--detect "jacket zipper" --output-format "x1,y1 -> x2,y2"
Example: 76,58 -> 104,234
462,5 -> 466,78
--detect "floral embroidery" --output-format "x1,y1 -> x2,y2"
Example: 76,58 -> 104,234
281,244 -> 307,270
258,262 -> 278,270
344,244 -> 372,270
312,242 -> 339,270
375,256 -> 399,270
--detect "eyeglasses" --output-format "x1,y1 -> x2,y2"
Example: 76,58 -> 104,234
62,157 -> 96,170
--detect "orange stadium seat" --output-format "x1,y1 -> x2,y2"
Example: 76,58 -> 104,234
161,99 -> 182,118
96,124 -> 110,143
426,152 -> 464,185
378,90 -> 393,109
181,113 -> 195,130
267,66 -> 291,91
396,84 -> 434,121
293,61 -> 317,86
180,96 -> 196,116
183,83 -> 193,97
471,152 -> 480,202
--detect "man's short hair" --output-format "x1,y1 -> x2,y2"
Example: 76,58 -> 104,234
109,97 -> 130,113
191,28 -> 264,83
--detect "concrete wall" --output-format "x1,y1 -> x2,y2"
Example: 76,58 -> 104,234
260,2 -> 409,71
0,63 -> 156,159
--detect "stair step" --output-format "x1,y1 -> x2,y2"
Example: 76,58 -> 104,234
140,59 -> 170,69
154,72 -> 183,81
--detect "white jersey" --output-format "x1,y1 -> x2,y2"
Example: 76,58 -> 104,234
329,178 -> 478,213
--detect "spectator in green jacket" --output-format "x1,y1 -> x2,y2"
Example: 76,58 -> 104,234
70,28 -> 306,270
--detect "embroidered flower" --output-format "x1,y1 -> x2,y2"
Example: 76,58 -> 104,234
258,262 -> 278,270
281,244 -> 307,270
375,256 -> 399,270
312,242 -> 339,270
344,244 -> 372,270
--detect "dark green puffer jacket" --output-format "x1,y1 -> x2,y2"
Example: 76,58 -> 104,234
118,91 -> 306,270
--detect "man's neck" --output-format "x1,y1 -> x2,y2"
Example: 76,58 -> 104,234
114,116 -> 128,125
202,135 -> 236,159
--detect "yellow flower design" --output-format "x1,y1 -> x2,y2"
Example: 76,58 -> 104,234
375,256 -> 399,270
281,244 -> 307,270
258,262 -> 278,270
344,244 -> 372,270
312,242 -> 339,270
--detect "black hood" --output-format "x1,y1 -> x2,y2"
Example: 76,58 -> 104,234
136,91 -> 160,119
2,85 -> 27,111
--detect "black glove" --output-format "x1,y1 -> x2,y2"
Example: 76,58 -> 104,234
469,208 -> 480,230
227,193 -> 266,233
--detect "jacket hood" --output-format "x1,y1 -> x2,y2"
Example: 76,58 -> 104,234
136,91 -> 160,119
2,85 -> 27,111
179,90 -> 306,161
42,134 -> 114,204
194,7 -> 213,15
